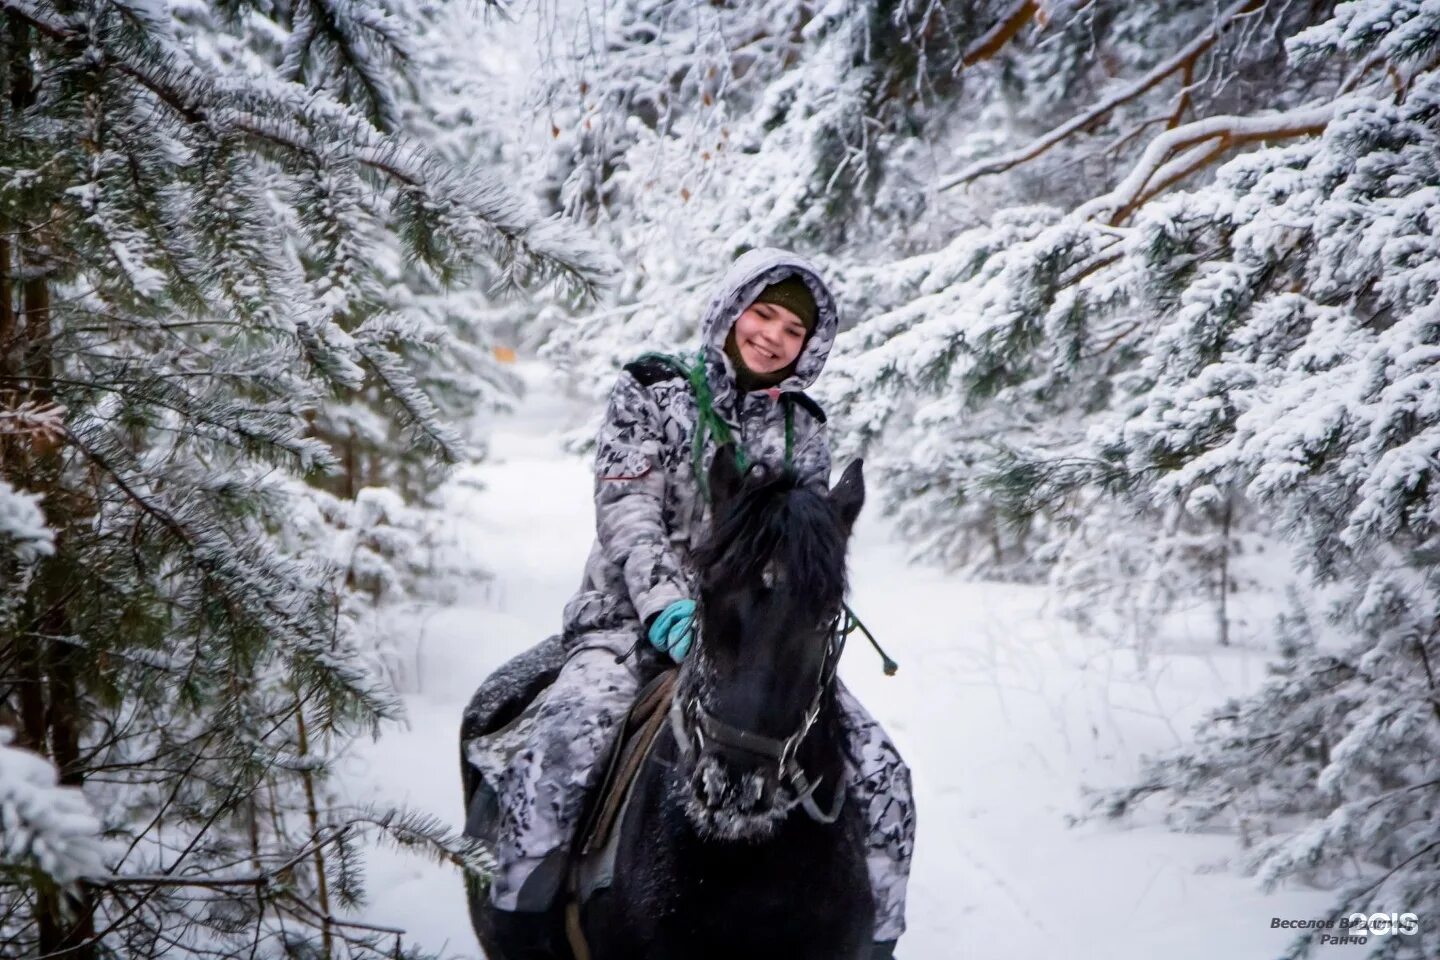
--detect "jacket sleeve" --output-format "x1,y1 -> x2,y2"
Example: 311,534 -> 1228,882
592,370 -> 690,627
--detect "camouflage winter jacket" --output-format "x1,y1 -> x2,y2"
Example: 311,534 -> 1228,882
561,248 -> 841,653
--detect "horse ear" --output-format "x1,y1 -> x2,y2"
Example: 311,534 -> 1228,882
709,442 -> 744,509
830,458 -> 864,535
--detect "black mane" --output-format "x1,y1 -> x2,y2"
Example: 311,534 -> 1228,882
693,465 -> 847,613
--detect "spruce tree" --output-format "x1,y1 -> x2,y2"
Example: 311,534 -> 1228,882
0,0 -> 609,955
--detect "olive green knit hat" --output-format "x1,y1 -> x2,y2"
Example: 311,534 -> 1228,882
752,275 -> 818,330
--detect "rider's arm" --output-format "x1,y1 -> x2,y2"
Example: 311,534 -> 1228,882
592,370 -> 689,627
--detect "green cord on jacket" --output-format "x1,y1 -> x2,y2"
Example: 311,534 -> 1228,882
633,349 -> 793,502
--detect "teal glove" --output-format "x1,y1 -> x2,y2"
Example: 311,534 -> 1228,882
647,599 -> 696,662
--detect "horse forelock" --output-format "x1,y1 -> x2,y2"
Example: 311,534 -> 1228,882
694,466 -> 847,614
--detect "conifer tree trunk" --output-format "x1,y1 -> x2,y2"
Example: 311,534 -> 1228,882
25,187 -> 97,960
1217,493 -> 1231,648
2,255 -> 46,757
28,272 -> 82,957
5,16 -> 96,952
295,701 -> 335,959
0,235 -> 12,379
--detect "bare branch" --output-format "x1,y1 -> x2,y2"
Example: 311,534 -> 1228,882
1074,103 -> 1336,224
1339,51 -> 1389,95
961,0 -> 1038,68
1167,58 -> 1195,129
941,0 -> 1263,190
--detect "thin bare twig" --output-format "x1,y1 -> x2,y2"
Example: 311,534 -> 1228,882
961,0 -> 1038,68
941,0 -> 1263,190
1074,103 -> 1336,224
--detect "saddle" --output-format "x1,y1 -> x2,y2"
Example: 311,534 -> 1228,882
563,667 -> 678,960
572,666 -> 677,870
459,640 -> 677,959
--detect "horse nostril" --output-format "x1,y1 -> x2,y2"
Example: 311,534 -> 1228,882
693,761 -> 727,809
692,758 -> 781,815
736,769 -> 779,813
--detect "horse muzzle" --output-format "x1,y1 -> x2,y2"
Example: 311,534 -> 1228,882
686,752 -> 785,838
671,691 -> 819,839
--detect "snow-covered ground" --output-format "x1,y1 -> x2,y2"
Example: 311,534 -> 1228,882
346,360 -> 1351,959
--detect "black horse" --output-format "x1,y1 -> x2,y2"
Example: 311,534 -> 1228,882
462,447 -> 883,960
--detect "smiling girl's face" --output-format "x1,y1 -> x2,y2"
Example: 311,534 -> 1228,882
732,300 -> 807,375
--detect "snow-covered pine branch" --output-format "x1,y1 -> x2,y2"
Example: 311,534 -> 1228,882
0,478 -> 53,565
0,730 -> 109,889
2,0 -> 616,301
1073,103 -> 1339,224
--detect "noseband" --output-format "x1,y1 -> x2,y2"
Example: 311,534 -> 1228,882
669,611 -> 848,824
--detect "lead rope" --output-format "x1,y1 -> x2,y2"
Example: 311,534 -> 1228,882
840,602 -> 899,676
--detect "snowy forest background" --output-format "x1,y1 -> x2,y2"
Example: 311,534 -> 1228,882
2,0 -> 1438,957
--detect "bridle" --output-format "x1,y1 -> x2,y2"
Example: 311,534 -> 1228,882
668,609 -> 849,824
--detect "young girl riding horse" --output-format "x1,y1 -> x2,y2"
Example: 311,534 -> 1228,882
480,248 -> 915,953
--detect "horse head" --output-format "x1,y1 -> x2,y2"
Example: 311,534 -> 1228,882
676,443 -> 864,840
